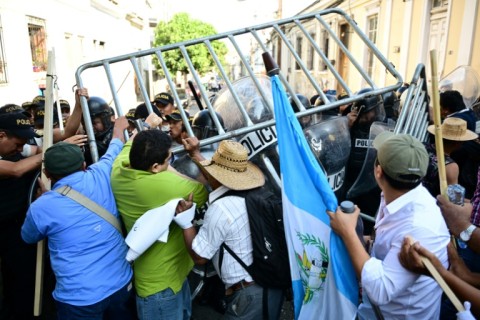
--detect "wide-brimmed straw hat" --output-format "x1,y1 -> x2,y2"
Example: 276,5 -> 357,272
197,140 -> 265,190
427,117 -> 477,141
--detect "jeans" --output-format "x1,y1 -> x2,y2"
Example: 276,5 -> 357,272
136,279 -> 191,320
55,280 -> 136,320
224,283 -> 284,320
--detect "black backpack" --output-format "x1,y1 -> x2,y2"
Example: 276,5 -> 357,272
215,187 -> 291,289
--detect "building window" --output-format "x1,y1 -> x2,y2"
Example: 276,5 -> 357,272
307,33 -> 315,70
366,14 -> 378,78
28,17 -> 47,72
321,30 -> 330,71
432,0 -> 448,8
295,36 -> 302,70
0,16 -> 7,83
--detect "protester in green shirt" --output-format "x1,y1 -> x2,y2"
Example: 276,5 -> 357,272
111,129 -> 208,320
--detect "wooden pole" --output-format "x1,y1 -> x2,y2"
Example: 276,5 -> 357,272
429,50 -> 448,198
34,48 -> 56,316
406,237 -> 464,312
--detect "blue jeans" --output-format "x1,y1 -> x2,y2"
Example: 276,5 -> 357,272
55,280 -> 136,320
224,283 -> 284,320
136,279 -> 191,320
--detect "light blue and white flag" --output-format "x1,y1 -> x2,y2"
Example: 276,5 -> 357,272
272,75 -> 358,319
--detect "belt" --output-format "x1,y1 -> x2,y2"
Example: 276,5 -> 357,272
225,280 -> 255,296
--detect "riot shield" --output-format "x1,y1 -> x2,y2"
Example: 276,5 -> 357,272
213,75 -> 273,130
303,116 -> 351,198
439,65 -> 480,108
346,121 -> 394,199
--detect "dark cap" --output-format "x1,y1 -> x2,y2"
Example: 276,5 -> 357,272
0,113 -> 39,139
125,108 -> 136,121
44,142 -> 85,176
0,104 -> 31,117
166,109 -> 190,122
55,99 -> 70,111
134,103 -> 162,120
34,107 -> 59,126
153,92 -> 174,106
32,95 -> 46,108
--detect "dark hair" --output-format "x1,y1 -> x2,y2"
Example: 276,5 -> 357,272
375,158 -> 421,191
129,130 -> 172,171
440,90 -> 466,113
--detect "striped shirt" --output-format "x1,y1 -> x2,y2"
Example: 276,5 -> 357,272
192,185 -> 254,288
471,166 -> 480,226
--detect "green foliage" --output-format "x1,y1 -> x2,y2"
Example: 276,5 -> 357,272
296,232 -> 329,262
153,13 -> 228,76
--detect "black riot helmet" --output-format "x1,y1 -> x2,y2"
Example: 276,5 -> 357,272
191,109 -> 224,140
351,88 -> 385,122
87,96 -> 113,135
314,94 -> 339,117
382,90 -> 400,120
289,94 -> 311,113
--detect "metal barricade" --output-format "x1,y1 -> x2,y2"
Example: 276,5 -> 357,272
395,64 -> 431,142
75,8 -> 404,166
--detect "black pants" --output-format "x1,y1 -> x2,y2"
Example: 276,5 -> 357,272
0,220 -> 37,320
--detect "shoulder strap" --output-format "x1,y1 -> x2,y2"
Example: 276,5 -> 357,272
210,189 -> 247,205
55,185 -> 123,234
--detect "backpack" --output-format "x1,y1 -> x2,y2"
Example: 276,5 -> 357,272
214,187 -> 291,289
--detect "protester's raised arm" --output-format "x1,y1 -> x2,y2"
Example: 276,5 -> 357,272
53,88 -> 88,142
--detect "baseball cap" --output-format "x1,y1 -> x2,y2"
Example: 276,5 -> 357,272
134,103 -> 162,120
0,104 -> 32,117
34,107 -> 59,126
153,92 -> 174,106
373,131 -> 428,183
44,142 -> 85,176
166,109 -> 190,122
0,113 -> 39,139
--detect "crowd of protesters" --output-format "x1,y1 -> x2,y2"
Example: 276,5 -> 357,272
0,84 -> 479,320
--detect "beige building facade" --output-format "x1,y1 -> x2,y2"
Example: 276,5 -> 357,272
278,0 -> 479,96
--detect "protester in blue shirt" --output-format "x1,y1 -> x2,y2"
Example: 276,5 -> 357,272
21,116 -> 135,320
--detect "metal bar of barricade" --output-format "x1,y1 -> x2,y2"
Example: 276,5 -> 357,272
250,29 -> 305,111
227,34 -> 274,113
294,19 -> 351,99
103,62 -> 129,142
75,66 -> 99,163
315,16 -> 376,90
271,24 -> 327,103
75,8 -> 406,161
129,57 -> 154,115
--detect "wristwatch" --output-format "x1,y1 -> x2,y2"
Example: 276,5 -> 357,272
459,224 -> 477,242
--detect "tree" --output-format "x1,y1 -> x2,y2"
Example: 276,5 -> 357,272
153,13 -> 228,80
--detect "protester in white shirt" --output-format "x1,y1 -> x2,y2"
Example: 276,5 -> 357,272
328,132 -> 450,319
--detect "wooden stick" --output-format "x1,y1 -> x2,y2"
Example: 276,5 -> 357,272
34,48 -> 56,316
429,50 -> 448,199
406,237 -> 465,312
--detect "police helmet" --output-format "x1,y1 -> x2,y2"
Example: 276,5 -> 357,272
352,88 -> 385,121
289,94 -> 311,113
191,109 -> 224,140
87,96 -> 113,133
382,91 -> 400,120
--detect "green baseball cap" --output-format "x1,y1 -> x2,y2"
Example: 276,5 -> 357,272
373,131 -> 428,183
44,142 -> 85,176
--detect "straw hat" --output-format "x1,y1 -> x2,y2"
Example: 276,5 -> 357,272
427,117 -> 477,141
197,140 -> 265,190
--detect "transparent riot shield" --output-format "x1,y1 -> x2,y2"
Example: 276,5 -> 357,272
439,65 -> 480,108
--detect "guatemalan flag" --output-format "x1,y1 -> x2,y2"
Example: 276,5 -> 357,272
272,75 -> 358,319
